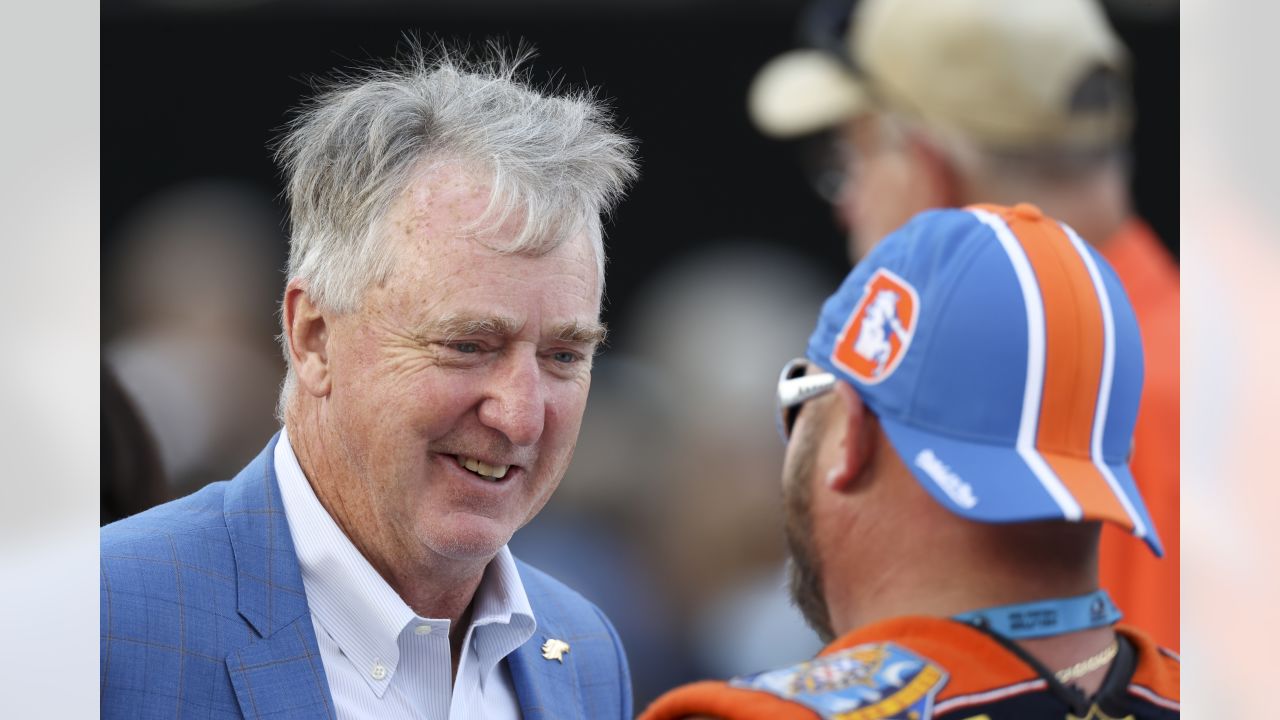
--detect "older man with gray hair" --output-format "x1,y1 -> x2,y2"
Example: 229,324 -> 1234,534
101,46 -> 638,720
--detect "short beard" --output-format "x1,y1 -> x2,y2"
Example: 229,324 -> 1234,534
782,412 -> 836,643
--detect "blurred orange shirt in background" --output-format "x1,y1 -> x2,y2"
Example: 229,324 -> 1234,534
1099,219 -> 1180,651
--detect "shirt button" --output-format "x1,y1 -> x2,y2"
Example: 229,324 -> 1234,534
414,624 -> 432,636
371,663 -> 387,681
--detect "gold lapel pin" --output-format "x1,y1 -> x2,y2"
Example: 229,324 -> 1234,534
541,638 -> 571,662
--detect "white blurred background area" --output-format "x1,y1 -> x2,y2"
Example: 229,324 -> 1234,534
1180,0 -> 1280,716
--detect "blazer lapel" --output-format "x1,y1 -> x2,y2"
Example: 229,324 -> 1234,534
226,616 -> 335,720
508,618 -> 586,720
223,435 -> 336,719
508,565 -> 589,720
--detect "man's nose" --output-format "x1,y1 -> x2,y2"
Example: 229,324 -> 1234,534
477,351 -> 547,448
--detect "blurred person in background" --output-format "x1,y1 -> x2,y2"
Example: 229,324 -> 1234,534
748,0 -> 1179,650
619,243 -> 832,681
643,204 -> 1179,719
509,355 -> 696,706
101,44 -> 638,720
520,245 -> 837,703
511,244 -> 836,705
103,178 -> 287,500
101,363 -> 166,524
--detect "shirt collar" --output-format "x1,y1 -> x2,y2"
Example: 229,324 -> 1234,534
274,428 -> 536,696
470,543 -> 537,681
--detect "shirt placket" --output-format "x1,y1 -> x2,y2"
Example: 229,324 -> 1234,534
398,618 -> 454,720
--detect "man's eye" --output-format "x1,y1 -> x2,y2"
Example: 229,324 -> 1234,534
452,342 -> 481,354
552,351 -> 579,364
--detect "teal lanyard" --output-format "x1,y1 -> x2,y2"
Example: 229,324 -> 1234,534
952,590 -> 1122,640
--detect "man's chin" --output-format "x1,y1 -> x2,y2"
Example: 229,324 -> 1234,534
421,515 -> 514,563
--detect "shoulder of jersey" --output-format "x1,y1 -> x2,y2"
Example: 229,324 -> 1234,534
729,640 -> 949,720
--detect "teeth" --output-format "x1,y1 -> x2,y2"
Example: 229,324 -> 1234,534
458,456 -> 510,480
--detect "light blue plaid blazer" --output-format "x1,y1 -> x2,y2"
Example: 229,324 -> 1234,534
101,435 -> 633,719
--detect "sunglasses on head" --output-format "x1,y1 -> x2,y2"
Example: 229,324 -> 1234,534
775,357 -> 839,443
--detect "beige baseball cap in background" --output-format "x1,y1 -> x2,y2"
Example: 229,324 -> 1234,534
748,0 -> 1133,150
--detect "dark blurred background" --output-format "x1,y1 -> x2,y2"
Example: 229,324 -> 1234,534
102,0 -> 1176,708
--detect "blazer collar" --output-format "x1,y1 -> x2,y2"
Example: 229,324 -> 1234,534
222,433 -> 336,719
223,432 -> 312,638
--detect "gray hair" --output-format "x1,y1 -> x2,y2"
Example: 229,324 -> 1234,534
273,43 -> 639,419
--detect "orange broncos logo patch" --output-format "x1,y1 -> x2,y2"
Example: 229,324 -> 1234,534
833,268 -> 920,384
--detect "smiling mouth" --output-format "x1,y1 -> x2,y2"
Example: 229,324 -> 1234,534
454,455 -> 512,481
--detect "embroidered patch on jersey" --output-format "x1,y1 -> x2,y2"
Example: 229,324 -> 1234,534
730,641 -> 948,720
833,268 -> 920,385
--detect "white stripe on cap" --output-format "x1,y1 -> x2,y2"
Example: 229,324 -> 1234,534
968,208 -> 1083,520
1059,222 -> 1149,538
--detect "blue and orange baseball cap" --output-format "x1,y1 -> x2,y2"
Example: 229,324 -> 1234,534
807,203 -> 1162,556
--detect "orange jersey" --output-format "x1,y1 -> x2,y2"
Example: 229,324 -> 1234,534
640,616 -> 1179,720
1098,220 -> 1180,650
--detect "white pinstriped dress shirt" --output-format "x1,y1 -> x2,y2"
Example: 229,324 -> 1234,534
275,429 -> 537,720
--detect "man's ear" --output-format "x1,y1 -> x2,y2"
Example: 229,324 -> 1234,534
825,382 -> 876,493
283,280 -> 332,398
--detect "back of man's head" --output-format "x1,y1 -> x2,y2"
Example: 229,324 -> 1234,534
804,202 -> 1161,560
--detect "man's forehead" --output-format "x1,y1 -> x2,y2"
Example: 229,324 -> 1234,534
391,187 -> 492,250
388,173 -> 599,274
396,162 -> 515,239
405,161 -> 490,208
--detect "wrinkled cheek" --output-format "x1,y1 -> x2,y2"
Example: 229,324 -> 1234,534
524,476 -> 563,527
532,383 -> 590,482
526,431 -> 575,519
537,380 -> 583,444
555,381 -> 592,428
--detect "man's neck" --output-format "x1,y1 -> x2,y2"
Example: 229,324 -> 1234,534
824,520 -> 1114,695
964,166 -> 1131,249
828,558 -> 1098,633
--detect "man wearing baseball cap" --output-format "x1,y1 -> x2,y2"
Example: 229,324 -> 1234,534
640,204 -> 1179,719
749,0 -> 1179,651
